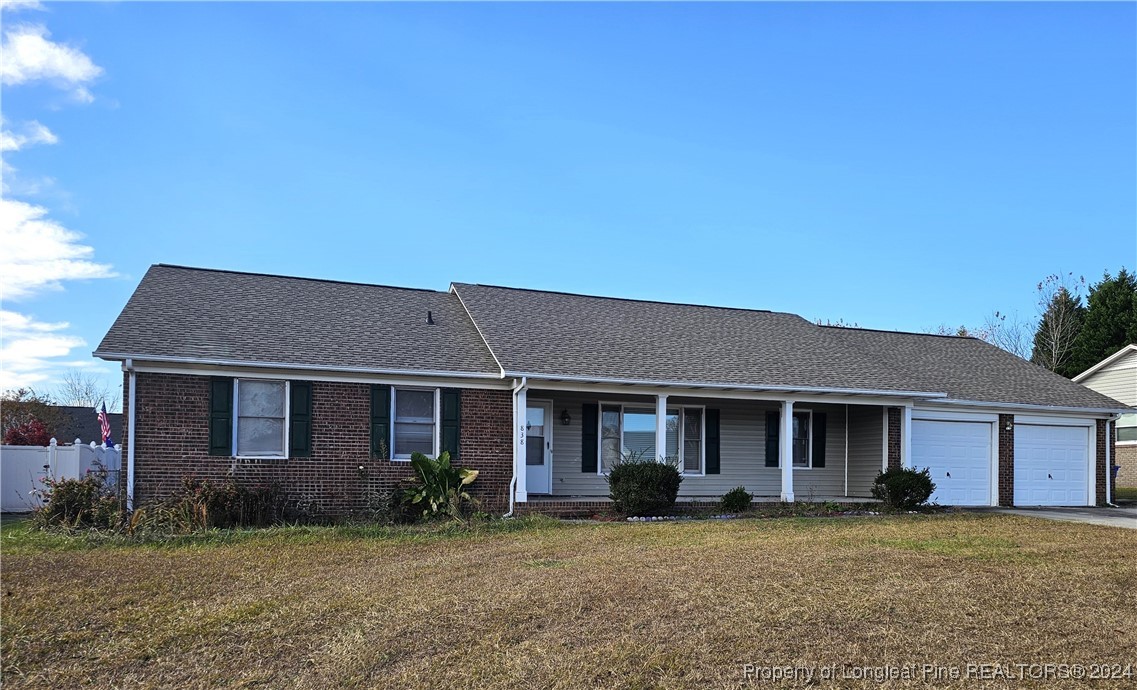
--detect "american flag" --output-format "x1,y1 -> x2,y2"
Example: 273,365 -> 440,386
98,402 -> 113,445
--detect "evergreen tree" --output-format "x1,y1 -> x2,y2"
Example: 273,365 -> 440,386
1068,268 -> 1137,376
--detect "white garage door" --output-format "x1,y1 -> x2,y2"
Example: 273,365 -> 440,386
1014,424 -> 1090,507
912,419 -> 993,506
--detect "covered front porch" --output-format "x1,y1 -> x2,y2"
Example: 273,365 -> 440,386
510,381 -> 922,506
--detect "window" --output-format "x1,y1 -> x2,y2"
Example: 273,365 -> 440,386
1118,413 -> 1137,444
598,404 -> 703,474
792,411 -> 811,468
234,379 -> 288,458
393,388 -> 437,459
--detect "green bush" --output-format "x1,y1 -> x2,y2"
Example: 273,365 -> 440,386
720,486 -> 753,513
33,473 -> 120,529
400,451 -> 479,521
607,455 -> 683,516
872,467 -> 935,510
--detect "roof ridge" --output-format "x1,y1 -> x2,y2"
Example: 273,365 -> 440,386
154,264 -> 447,294
819,324 -> 979,340
454,282 -> 803,317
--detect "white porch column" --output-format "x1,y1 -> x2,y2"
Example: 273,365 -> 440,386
514,385 -> 528,502
901,405 -> 913,469
780,400 -> 794,502
655,394 -> 668,462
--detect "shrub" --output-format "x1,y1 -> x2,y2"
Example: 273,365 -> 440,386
720,486 -> 753,513
33,473 -> 120,529
4,419 -> 51,446
872,467 -> 935,510
400,451 -> 479,521
131,478 -> 286,534
607,454 -> 683,516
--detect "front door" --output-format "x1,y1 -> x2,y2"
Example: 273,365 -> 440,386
526,402 -> 552,495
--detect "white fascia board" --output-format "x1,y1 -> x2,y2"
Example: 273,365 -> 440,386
930,398 -> 1130,417
1072,344 -> 1137,382
505,371 -> 946,400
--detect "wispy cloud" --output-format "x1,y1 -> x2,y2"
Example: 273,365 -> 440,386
0,309 -> 87,389
0,1 -> 45,13
0,198 -> 116,301
0,118 -> 58,152
1,24 -> 102,102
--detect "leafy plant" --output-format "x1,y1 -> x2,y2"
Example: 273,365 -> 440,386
720,486 -> 753,513
400,451 -> 479,521
32,472 -> 120,529
4,418 -> 52,446
607,452 -> 682,517
872,467 -> 935,511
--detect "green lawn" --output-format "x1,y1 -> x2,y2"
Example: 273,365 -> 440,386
2,514 -> 1135,689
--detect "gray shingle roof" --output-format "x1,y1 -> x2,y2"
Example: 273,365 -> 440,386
452,283 -> 1127,410
95,265 -> 502,377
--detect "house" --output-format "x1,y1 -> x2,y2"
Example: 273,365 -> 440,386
53,406 -> 123,446
95,265 -> 1128,516
1074,344 -> 1137,488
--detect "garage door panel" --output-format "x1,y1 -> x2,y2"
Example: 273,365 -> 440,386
912,419 -> 992,507
1013,424 -> 1089,507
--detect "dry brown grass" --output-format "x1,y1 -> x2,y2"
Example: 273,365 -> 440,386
2,513 -> 1135,689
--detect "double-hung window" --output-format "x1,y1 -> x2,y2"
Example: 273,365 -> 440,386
392,388 -> 438,459
1118,413 -> 1137,445
792,410 -> 811,468
599,404 -> 704,474
234,379 -> 289,458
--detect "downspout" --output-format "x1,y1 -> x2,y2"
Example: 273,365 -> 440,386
844,404 -> 849,497
503,376 -> 527,518
1106,415 -> 1117,507
124,358 -> 137,512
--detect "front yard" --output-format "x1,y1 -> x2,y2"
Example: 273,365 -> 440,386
2,513 -> 1135,688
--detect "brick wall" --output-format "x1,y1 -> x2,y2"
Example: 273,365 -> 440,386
1116,444 -> 1137,489
1096,419 -> 1108,506
123,372 -> 512,517
997,414 -> 1014,506
886,407 -> 901,470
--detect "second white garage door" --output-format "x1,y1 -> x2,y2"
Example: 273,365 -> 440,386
911,419 -> 993,506
1014,423 -> 1090,507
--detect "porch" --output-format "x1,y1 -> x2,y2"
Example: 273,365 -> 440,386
511,385 -> 909,505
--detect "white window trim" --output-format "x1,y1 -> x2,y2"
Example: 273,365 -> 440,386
788,408 -> 814,470
1116,414 -> 1137,446
390,386 -> 441,461
232,378 -> 290,460
596,402 -> 705,476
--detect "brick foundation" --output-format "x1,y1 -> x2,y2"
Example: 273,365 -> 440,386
886,407 -> 902,470
122,372 -> 512,517
997,414 -> 1014,506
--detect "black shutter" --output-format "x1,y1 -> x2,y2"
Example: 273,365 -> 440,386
765,410 -> 780,467
811,412 -> 826,468
289,381 -> 312,457
581,403 -> 598,473
440,388 -> 461,461
209,377 -> 233,456
370,384 -> 391,458
705,409 -> 720,474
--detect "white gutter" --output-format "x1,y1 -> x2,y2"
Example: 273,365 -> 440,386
124,358 -> 137,512
931,398 -> 1131,416
503,376 -> 527,518
501,371 -> 948,400
93,352 -> 502,380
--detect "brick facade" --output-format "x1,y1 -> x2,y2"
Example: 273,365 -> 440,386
886,407 -> 902,470
122,372 -> 512,517
997,414 -> 1014,506
1115,443 -> 1137,489
1096,419 -> 1109,506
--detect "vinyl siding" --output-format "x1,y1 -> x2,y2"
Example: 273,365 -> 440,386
536,389 -> 880,499
1081,358 -> 1136,407
846,404 -> 885,497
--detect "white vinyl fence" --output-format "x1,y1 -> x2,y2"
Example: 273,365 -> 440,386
1,438 -> 121,513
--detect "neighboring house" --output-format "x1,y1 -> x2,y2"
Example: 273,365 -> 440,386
95,265 -> 1128,516
1073,344 -> 1137,488
53,406 -> 123,446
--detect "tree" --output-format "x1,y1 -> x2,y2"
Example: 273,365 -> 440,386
1068,268 -> 1137,376
0,388 -> 64,441
1030,273 -> 1086,378
4,419 -> 51,446
55,369 -> 120,411
980,310 -> 1031,359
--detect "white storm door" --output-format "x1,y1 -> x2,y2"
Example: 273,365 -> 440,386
525,402 -> 553,495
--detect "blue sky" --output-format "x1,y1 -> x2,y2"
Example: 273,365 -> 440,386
2,2 -> 1134,409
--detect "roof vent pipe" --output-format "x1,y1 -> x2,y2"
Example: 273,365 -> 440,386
427,310 -> 434,325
